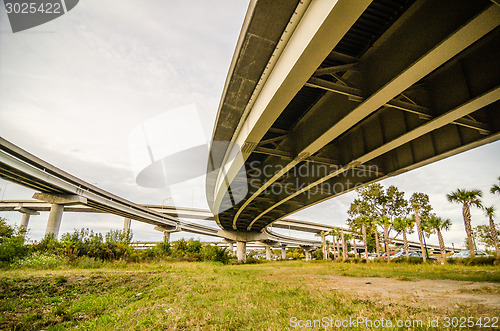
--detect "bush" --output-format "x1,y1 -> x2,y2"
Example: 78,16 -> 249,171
0,237 -> 28,266
200,245 -> 231,264
0,218 -> 28,265
171,239 -> 203,260
332,257 -> 366,264
242,256 -> 261,264
73,256 -> 104,269
391,257 -> 435,264
447,257 -> 499,266
12,252 -> 67,269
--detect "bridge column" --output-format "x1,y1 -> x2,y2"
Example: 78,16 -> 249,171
153,225 -> 178,244
223,239 -> 235,254
236,241 -> 246,262
123,218 -> 131,233
303,248 -> 312,261
163,231 -> 171,243
265,246 -> 272,261
46,204 -> 64,238
20,213 -> 30,233
14,205 -> 39,240
281,246 -> 287,260
33,193 -> 87,240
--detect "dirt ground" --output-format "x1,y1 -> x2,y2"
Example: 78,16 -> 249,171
307,275 -> 500,314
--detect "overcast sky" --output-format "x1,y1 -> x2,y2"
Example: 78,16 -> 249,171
1,1 -> 499,249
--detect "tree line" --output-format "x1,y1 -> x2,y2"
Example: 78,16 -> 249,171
324,176 -> 500,263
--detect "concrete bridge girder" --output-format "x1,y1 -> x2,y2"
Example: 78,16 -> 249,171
213,1 -> 500,232
210,0 -> 373,230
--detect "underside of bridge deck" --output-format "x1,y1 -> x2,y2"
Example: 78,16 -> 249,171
208,0 -> 500,236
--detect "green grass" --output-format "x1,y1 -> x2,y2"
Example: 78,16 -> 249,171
1,261 -> 499,330
320,260 -> 500,282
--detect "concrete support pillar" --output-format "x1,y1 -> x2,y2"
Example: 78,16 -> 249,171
123,218 -> 131,233
304,249 -> 312,261
45,204 -> 64,238
265,246 -> 272,261
281,246 -> 287,260
163,231 -> 171,243
33,192 -> 86,240
15,206 -> 39,241
236,241 -> 246,262
20,213 -> 30,238
228,242 -> 234,253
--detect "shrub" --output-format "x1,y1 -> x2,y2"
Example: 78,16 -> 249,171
12,252 -> 67,269
200,245 -> 231,264
0,237 -> 28,266
74,256 -> 104,269
156,240 -> 171,255
0,218 -> 28,265
171,239 -> 203,260
31,234 -> 63,255
447,257 -> 498,266
391,257 -> 435,264
243,256 -> 261,264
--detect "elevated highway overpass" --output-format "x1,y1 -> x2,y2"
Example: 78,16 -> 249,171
208,0 -> 500,259
0,200 -> 457,254
0,137 -> 319,257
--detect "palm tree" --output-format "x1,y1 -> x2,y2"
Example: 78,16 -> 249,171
427,214 -> 452,262
341,228 -> 347,261
484,206 -> 500,258
491,177 -> 500,195
410,193 -> 432,262
350,232 -> 359,258
380,216 -> 393,263
447,189 -> 483,258
372,219 -> 382,258
329,228 -> 340,259
320,231 -> 328,260
359,216 -> 372,261
347,200 -> 373,261
393,216 -> 415,259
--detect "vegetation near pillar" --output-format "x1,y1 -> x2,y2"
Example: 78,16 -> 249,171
410,193 -> 432,263
447,189 -> 483,258
483,206 -> 500,258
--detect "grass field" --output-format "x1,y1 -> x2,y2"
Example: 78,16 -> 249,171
1,261 -> 499,330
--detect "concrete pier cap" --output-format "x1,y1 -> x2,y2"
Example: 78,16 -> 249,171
32,192 -> 87,239
217,230 -> 270,262
153,225 -> 180,243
